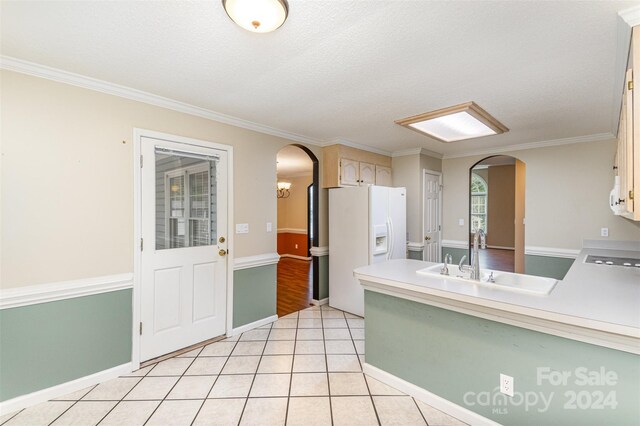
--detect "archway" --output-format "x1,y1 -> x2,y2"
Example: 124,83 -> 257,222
276,145 -> 319,316
468,155 -> 526,273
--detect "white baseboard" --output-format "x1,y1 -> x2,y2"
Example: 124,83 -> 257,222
0,363 -> 132,416
228,314 -> 278,337
279,254 -> 312,261
362,363 -> 500,426
310,298 -> 329,306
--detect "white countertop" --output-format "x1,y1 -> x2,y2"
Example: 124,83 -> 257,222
354,245 -> 640,342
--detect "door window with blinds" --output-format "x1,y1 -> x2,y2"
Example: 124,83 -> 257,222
155,148 -> 218,250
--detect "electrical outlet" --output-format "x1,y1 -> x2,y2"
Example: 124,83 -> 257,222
295,244 -> 298,249
600,227 -> 609,237
500,374 -> 514,397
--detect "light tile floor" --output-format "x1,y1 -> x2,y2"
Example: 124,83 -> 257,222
1,305 -> 467,426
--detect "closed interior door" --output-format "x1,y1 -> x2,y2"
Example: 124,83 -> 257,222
423,171 -> 441,262
140,136 -> 228,361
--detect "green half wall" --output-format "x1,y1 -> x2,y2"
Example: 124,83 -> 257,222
365,290 -> 639,425
0,289 -> 132,402
233,264 -> 277,328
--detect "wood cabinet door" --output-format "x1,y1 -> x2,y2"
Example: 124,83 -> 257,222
359,162 -> 376,185
340,158 -> 359,186
375,165 -> 392,186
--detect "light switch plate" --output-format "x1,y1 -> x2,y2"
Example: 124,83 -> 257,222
266,222 -> 272,232
458,218 -> 465,226
236,223 -> 249,234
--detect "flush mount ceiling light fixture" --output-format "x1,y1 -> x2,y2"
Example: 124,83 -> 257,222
222,0 -> 289,33
395,102 -> 508,143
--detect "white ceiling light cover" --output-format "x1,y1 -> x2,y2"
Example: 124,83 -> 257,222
223,0 -> 288,33
409,111 -> 497,142
396,102 -> 509,143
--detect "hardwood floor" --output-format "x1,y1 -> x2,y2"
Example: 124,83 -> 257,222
478,248 -> 515,272
277,257 -> 313,317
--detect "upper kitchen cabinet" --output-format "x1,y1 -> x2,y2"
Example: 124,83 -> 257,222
614,26 -> 640,221
323,144 -> 392,188
375,165 -> 392,186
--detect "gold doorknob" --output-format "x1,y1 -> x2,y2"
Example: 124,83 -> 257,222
219,249 -> 227,256
425,236 -> 431,241
219,236 -> 226,243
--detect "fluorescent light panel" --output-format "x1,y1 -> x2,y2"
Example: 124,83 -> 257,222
396,102 -> 508,143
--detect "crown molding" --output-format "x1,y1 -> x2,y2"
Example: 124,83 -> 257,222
442,132 -> 614,160
619,5 -> 640,27
1,56 -> 325,147
391,147 -> 444,159
323,138 -> 392,157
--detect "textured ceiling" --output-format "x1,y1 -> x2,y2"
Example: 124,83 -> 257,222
1,1 -> 637,156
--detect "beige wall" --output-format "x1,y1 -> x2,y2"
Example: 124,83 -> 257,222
442,140 -> 640,249
392,153 -> 442,244
392,155 -> 421,243
277,175 -> 312,230
0,70 -> 327,288
486,165 -> 515,248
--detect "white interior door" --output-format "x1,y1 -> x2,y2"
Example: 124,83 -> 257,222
423,171 -> 441,262
140,136 -> 228,361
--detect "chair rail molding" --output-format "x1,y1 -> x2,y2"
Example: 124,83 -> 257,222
310,246 -> 329,257
0,273 -> 134,310
233,253 -> 281,271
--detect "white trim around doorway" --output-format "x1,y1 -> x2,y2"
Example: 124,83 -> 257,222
132,128 -> 234,370
422,169 -> 443,263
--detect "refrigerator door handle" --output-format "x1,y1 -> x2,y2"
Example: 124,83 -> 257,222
386,217 -> 393,260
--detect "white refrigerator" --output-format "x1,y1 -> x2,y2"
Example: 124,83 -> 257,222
328,185 -> 406,316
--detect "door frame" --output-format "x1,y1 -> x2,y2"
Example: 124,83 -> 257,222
132,128 -> 234,369
422,169 -> 443,262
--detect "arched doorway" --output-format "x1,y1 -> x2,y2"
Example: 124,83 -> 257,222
276,145 -> 319,316
468,155 -> 526,273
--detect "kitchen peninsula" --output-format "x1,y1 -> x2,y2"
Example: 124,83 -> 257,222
354,241 -> 640,425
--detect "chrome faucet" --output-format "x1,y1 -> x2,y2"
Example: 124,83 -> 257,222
440,254 -> 452,275
470,229 -> 486,281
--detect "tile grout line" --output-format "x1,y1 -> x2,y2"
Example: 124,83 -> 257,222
413,397 -> 430,426
0,409 -> 23,426
188,338 -> 239,426
283,312 -> 300,426
345,313 -> 382,426
138,348 -> 204,426
236,320 -> 275,425
320,306 -> 335,426
46,383 -> 99,425
189,333 -> 247,426
92,356 -> 161,425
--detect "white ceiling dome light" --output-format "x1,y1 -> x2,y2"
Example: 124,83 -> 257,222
222,0 -> 289,33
